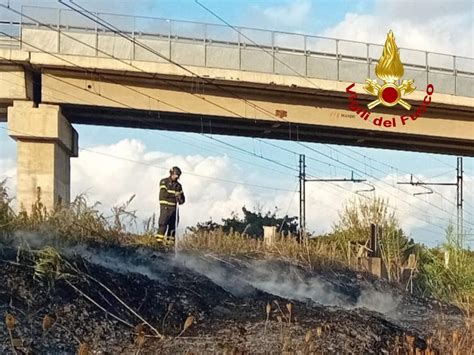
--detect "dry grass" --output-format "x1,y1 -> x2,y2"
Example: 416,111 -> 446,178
182,228 -> 473,315
180,229 -> 350,270
1,180 -> 472,332
424,315 -> 474,355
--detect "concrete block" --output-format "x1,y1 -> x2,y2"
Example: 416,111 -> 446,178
307,56 -> 337,80
455,75 -> 474,97
359,257 -> 387,278
263,226 -> 276,246
171,42 -> 205,66
340,61 -> 368,84
17,141 -> 55,210
8,102 -> 77,156
59,31 -> 96,56
274,52 -> 306,76
22,28 -> 59,53
428,72 -> 455,95
241,48 -> 273,73
0,65 -> 31,100
206,45 -> 240,70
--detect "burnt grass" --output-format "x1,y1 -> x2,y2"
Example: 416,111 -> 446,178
0,240 -> 467,354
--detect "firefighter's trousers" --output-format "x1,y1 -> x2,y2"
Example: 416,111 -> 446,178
157,204 -> 177,241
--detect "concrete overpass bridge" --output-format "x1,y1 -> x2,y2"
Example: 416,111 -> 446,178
0,5 -> 473,211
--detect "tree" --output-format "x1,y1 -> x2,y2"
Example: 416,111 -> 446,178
188,206 -> 298,238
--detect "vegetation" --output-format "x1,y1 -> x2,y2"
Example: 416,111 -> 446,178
0,180 -> 158,248
0,179 -> 472,312
1,180 -> 472,353
187,206 -> 298,237
415,225 -> 474,311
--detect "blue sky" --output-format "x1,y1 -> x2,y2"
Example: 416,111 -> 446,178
0,0 -> 473,247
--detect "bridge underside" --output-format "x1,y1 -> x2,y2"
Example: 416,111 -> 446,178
2,63 -> 473,213
63,104 -> 474,156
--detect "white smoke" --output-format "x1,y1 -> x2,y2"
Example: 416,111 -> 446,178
9,231 -> 401,316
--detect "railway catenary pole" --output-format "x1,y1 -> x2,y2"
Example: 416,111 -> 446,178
397,157 -> 464,246
299,154 -> 366,240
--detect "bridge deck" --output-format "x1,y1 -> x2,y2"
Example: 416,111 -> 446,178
0,5 -> 472,97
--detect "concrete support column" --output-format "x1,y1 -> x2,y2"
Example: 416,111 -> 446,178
7,101 -> 78,212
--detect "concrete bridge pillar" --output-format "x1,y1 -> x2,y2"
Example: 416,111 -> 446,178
7,101 -> 78,212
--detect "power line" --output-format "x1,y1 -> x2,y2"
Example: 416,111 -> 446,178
14,3 -> 461,225
1,7 -> 464,233
1,5 -> 273,126
154,132 -> 293,177
256,138 -> 354,174
255,136 -> 464,226
0,62 -> 298,186
0,31 -> 305,190
299,142 -> 473,224
0,125 -> 295,192
203,135 -> 297,173
0,5 -> 306,173
397,158 -> 466,246
55,1 -> 292,129
324,144 -> 474,221
194,0 -> 323,91
20,72 -> 463,230
2,7 -> 363,196
0,34 -> 301,179
0,44 -> 302,197
257,138 -> 460,228
190,0 -> 473,225
0,72 -> 453,235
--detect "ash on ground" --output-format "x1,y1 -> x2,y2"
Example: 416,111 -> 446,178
0,240 -> 469,354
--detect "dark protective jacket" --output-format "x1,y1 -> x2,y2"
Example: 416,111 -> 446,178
159,177 -> 185,207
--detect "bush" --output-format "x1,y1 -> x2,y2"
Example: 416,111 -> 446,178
0,179 -> 16,241
415,225 -> 474,311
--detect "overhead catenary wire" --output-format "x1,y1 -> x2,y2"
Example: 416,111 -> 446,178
0,24 -> 303,178
0,101 -> 447,236
0,66 -> 451,236
192,0 -> 473,224
298,142 -> 473,228
0,121 -> 357,221
0,125 -> 296,193
0,32 -> 456,234
193,0 -> 323,91
256,136 -> 466,225
0,40 -> 309,191
253,134 -> 461,228
64,1 -> 474,235
0,51 -> 452,234
324,144 -> 474,220
0,32 -> 304,184
0,36 -> 302,191
0,6 -> 330,176
1,4 -> 311,173
332,145 -> 469,212
155,132 -> 293,177
55,1 -> 297,128
0,6 -> 466,234
1,4 -> 274,123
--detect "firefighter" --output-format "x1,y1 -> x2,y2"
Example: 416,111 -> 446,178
156,166 -> 185,243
